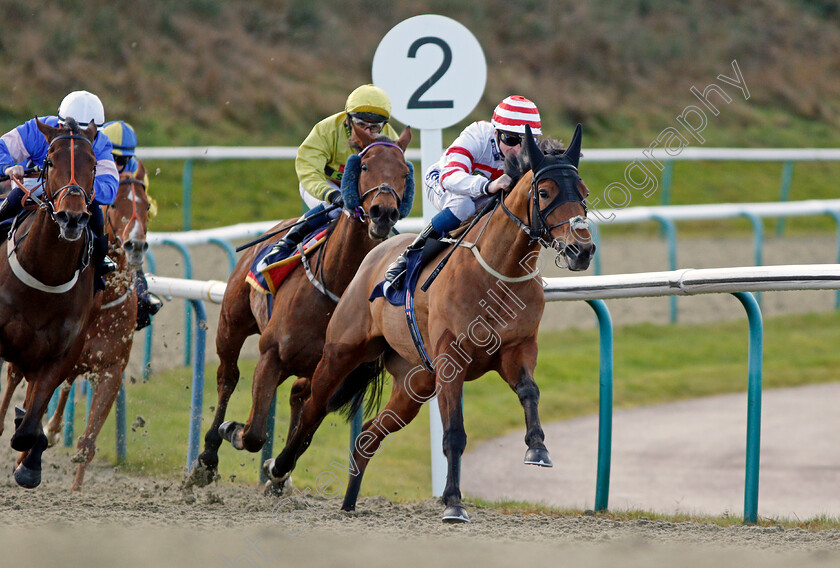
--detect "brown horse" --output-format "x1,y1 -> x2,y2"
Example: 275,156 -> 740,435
0,175 -> 153,490
264,124 -> 595,521
189,124 -> 413,486
0,118 -> 99,488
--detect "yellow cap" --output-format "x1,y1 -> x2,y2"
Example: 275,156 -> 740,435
345,84 -> 391,120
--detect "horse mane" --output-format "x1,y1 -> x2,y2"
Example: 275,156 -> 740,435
504,136 -> 566,184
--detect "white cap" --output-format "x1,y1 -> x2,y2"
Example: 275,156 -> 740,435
57,90 -> 105,127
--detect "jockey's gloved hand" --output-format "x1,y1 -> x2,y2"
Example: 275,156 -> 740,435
3,165 -> 24,180
327,190 -> 344,208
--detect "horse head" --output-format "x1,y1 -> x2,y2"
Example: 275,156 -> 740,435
107,177 -> 151,268
342,124 -> 413,239
513,123 -> 595,271
36,118 -> 96,242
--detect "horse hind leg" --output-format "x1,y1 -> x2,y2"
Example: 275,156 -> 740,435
45,382 -> 72,447
71,366 -> 124,491
341,365 -> 434,512
12,407 -> 48,489
285,376 -> 311,446
0,363 -> 25,437
265,341 -> 377,493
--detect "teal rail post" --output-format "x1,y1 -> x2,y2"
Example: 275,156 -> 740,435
739,212 -> 764,307
182,159 -> 193,231
116,380 -> 127,461
774,161 -> 794,236
185,299 -> 208,471
259,394 -> 278,483
143,250 -> 157,381
160,239 -> 194,366
591,223 -> 602,276
651,215 -> 678,323
209,238 -> 238,274
660,161 -> 673,207
824,210 -> 840,309
63,383 -> 76,447
732,291 -> 763,525
586,299 -> 614,512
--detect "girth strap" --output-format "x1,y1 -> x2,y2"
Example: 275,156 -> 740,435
297,243 -> 340,303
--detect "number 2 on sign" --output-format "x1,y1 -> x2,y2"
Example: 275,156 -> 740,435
407,37 -> 455,110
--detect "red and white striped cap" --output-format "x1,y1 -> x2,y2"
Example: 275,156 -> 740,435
491,95 -> 541,135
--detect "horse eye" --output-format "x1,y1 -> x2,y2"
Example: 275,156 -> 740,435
360,163 -> 368,172
539,189 -> 549,198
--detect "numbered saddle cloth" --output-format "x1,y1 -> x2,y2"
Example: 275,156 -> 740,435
246,223 -> 332,296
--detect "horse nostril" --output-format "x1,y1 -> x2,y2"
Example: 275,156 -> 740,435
142,242 -> 149,252
369,204 -> 383,220
388,208 -> 399,224
56,211 -> 70,225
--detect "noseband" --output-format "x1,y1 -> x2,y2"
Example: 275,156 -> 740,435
500,161 -> 588,249
350,142 -> 403,221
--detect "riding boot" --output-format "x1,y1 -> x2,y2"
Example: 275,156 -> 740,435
384,221 -> 441,290
269,203 -> 329,258
135,270 -> 163,331
91,232 -> 116,293
0,187 -> 26,240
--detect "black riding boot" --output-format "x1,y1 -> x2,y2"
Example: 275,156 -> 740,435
384,222 -> 440,290
91,233 -> 117,293
269,204 -> 328,258
135,270 -> 163,330
0,187 -> 26,240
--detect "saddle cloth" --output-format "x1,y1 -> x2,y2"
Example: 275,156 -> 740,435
246,223 -> 332,296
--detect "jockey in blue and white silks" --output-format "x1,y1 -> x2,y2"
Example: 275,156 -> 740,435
0,90 -> 120,291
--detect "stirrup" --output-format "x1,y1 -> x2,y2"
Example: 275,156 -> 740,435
99,256 -> 118,276
384,256 -> 408,289
146,292 -> 163,315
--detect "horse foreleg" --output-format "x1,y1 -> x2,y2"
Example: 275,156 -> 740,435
235,347 -> 290,453
0,364 -> 25,437
45,382 -> 72,447
341,365 -> 433,512
437,371 -> 470,523
71,366 -> 123,492
498,337 -> 550,467
192,311 -> 252,487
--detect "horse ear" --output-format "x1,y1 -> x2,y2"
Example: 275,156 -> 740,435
83,120 -> 97,143
524,124 -> 543,171
350,118 -> 375,150
396,126 -> 411,152
36,117 -> 60,143
565,123 -> 583,168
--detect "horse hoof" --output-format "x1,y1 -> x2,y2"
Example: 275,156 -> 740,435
262,458 -> 291,496
14,463 -> 42,489
187,463 -> 218,488
524,447 -> 553,467
46,431 -> 61,448
442,505 -> 470,523
219,421 -> 245,450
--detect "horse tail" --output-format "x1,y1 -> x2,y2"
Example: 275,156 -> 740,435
327,357 -> 386,422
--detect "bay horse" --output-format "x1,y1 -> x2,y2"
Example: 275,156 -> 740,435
0,118 -> 98,488
264,124 -> 595,522
0,174 -> 153,490
189,124 -> 413,487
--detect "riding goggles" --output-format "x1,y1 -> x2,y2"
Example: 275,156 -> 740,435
350,114 -> 387,134
497,131 -> 522,146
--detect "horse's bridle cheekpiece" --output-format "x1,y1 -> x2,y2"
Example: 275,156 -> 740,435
500,123 -> 588,252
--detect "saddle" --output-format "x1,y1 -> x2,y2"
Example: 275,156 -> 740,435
246,220 -> 335,296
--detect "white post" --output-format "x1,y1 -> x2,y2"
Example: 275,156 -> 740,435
420,128 -> 447,498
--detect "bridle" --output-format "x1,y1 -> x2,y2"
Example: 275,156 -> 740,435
499,159 -> 589,250
350,142 -> 405,221
12,133 -> 95,221
107,178 -> 147,247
